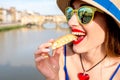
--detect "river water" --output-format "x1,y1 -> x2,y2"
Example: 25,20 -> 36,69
0,25 -> 70,80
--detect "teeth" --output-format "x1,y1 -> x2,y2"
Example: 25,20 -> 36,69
72,32 -> 85,36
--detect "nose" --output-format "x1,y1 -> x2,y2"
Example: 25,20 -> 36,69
68,14 -> 80,28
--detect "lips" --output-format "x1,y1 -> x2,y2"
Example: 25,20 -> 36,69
72,29 -> 85,33
73,36 -> 85,44
72,29 -> 86,44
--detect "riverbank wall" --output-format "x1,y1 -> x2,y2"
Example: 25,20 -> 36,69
0,23 -> 25,31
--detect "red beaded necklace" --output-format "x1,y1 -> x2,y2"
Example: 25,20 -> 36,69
78,54 -> 107,80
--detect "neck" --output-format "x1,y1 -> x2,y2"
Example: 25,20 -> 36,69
80,46 -> 106,68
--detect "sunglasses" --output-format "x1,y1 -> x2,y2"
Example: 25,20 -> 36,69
65,6 -> 103,25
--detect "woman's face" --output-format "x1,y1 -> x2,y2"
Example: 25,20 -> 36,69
68,0 -> 107,53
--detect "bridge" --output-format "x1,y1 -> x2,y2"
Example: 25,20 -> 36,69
22,15 -> 70,31
38,15 -> 67,27
21,15 -> 68,28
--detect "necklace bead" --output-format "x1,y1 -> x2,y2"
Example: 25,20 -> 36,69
77,54 -> 107,80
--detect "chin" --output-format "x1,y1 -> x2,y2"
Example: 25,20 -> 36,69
73,47 -> 87,54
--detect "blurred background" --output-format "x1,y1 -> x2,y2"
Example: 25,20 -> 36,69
0,0 -> 70,80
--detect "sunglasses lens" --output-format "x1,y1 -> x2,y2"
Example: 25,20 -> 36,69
66,7 -> 73,21
78,7 -> 93,24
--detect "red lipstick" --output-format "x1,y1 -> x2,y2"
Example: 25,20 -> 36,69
72,28 -> 86,44
72,29 -> 85,33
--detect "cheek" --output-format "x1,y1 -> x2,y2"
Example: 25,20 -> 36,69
87,22 -> 106,45
87,14 -> 107,43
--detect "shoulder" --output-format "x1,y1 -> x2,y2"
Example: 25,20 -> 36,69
109,57 -> 120,80
110,56 -> 120,64
115,57 -> 120,64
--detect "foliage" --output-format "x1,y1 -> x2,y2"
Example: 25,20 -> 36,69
0,25 -> 25,32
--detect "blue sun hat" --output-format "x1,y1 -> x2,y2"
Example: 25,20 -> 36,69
57,0 -> 120,27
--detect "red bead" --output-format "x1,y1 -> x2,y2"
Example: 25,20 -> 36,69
78,73 -> 90,80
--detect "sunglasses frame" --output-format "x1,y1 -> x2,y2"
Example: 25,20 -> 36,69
65,6 -> 103,25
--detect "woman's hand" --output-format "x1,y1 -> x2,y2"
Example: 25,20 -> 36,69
34,39 -> 63,80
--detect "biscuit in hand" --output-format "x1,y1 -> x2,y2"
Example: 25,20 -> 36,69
51,34 -> 77,49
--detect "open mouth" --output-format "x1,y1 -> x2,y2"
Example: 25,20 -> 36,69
72,29 -> 86,44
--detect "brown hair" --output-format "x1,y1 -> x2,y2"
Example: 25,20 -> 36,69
104,14 -> 120,57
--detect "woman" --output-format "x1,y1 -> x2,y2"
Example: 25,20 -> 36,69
34,0 -> 120,80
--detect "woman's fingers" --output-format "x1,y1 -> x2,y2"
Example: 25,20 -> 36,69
34,39 -> 63,65
48,39 -> 55,43
34,42 -> 52,62
52,46 -> 64,56
38,42 -> 52,50
35,53 -> 49,62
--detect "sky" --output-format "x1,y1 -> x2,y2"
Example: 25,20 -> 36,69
0,0 -> 63,15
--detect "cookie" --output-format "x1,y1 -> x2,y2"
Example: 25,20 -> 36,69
52,34 -> 77,49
